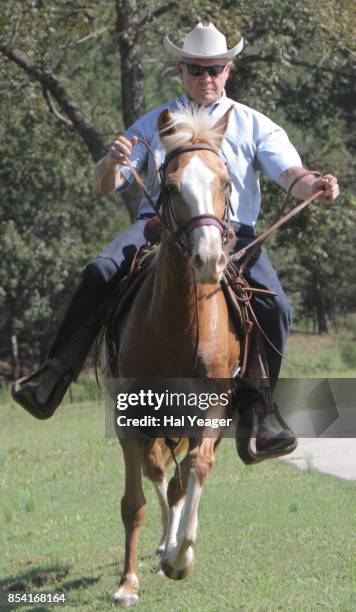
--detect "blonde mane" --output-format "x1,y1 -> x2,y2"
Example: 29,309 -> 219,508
159,104 -> 222,152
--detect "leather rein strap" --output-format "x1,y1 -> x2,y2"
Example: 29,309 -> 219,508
120,140 -> 326,370
228,170 -> 325,371
233,170 -> 325,272
122,141 -> 324,262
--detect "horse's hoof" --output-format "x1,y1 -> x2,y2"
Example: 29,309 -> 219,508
160,556 -> 195,581
112,590 -> 139,607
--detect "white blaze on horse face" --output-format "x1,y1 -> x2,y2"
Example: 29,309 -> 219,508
180,155 -> 227,283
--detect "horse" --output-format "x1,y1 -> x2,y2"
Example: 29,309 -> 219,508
107,104 -> 240,606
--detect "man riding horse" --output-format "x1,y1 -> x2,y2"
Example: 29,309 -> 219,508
12,23 -> 339,462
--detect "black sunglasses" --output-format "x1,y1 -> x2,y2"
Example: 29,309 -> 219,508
182,63 -> 227,77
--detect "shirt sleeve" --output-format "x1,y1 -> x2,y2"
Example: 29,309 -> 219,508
255,115 -> 302,181
116,116 -> 151,191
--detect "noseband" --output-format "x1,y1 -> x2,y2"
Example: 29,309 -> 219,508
157,144 -> 233,256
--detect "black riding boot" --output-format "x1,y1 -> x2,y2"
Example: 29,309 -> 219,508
235,382 -> 297,465
234,330 -> 297,465
11,303 -> 110,420
11,254 -> 123,419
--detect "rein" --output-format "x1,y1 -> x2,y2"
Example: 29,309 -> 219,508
122,140 -> 324,261
225,170 -> 326,371
121,139 -> 326,369
233,171 -> 324,271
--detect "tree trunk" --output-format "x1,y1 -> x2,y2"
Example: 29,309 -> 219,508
115,0 -> 147,220
115,0 -> 145,130
315,297 -> 328,334
312,269 -> 328,334
10,329 -> 20,380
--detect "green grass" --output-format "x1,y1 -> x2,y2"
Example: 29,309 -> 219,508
281,329 -> 356,378
0,398 -> 355,611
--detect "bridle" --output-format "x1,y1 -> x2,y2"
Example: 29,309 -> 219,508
123,139 -> 233,256
121,137 -> 325,262
157,144 -> 233,256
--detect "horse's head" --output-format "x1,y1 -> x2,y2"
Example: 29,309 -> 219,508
158,105 -> 233,283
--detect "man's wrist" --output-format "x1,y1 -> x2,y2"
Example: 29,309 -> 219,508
287,169 -> 321,200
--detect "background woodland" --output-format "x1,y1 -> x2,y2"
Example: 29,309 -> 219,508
0,0 -> 355,379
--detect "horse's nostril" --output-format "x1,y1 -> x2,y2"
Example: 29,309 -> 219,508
216,252 -> 227,273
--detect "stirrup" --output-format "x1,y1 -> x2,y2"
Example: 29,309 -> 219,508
11,362 -> 73,420
236,402 -> 297,465
12,361 -> 51,387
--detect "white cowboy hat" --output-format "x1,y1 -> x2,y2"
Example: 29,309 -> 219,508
163,22 -> 243,60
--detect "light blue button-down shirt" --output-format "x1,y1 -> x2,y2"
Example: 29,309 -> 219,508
118,91 -> 302,227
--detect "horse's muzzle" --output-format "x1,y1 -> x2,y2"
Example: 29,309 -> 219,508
191,249 -> 227,283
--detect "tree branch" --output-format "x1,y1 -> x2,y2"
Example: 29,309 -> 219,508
0,43 -> 106,161
76,27 -> 109,45
8,9 -> 26,46
41,85 -> 72,126
237,53 -> 275,66
136,2 -> 177,32
289,58 -> 354,80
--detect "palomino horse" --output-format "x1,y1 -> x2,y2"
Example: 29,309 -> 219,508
110,105 -> 240,606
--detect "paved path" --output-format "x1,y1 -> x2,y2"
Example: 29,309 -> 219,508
276,380 -> 356,480
283,438 -> 356,480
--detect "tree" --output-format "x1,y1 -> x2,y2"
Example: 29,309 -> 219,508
0,0 -> 193,372
0,0 -> 355,375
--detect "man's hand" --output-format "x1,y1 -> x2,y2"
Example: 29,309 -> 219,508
278,167 -> 340,202
94,135 -> 138,196
311,174 -> 340,202
109,135 -> 138,165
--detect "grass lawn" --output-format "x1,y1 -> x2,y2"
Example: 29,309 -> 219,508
0,395 -> 355,611
281,329 -> 356,379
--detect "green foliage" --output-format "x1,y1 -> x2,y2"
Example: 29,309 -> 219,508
280,328 -> 356,378
0,106 -> 129,355
340,341 -> 356,368
339,320 -> 356,368
0,1 -> 130,361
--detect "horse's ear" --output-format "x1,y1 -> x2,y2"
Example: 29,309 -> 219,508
212,105 -> 234,148
158,108 -> 176,142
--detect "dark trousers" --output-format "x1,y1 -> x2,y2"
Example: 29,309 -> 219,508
48,220 -> 291,383
232,224 -> 291,386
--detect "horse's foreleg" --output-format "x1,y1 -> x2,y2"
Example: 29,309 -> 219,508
113,439 -> 146,607
142,441 -> 169,555
162,451 -> 191,554
161,439 -> 216,580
